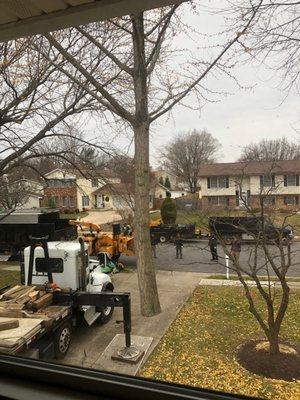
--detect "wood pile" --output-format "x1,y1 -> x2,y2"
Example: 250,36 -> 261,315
0,285 -> 71,353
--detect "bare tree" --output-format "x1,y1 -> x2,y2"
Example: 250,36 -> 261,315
161,129 -> 221,193
227,1 -> 300,95
208,170 -> 299,360
239,137 -> 300,161
35,3 -> 262,316
0,38 -> 102,180
0,177 -> 40,210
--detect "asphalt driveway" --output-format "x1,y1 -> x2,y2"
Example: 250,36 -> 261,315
120,240 -> 300,277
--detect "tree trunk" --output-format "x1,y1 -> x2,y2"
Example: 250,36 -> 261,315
132,12 -> 161,316
268,330 -> 280,356
134,123 -> 161,316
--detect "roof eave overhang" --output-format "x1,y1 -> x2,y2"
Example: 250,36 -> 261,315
0,0 -> 183,42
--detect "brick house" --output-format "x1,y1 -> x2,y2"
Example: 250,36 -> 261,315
42,168 -> 120,211
198,160 -> 300,210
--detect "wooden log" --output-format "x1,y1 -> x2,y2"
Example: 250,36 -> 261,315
0,309 -> 24,318
16,287 -> 37,304
2,286 -> 24,300
31,293 -> 53,311
0,319 -> 19,331
28,290 -> 39,301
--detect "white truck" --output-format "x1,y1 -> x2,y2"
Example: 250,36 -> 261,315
0,237 -> 132,359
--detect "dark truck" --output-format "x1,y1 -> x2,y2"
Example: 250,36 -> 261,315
0,210 -> 77,259
209,216 -> 293,245
150,223 -> 196,243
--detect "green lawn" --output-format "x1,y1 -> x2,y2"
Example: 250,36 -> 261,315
0,270 -> 20,288
207,274 -> 300,282
140,286 -> 300,400
59,211 -> 88,220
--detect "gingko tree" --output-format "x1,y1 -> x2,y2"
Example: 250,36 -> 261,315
35,3 -> 262,316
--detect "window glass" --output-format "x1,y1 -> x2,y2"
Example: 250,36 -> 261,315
261,175 -> 273,187
35,258 -> 63,273
286,175 -> 296,186
82,195 -> 90,207
218,177 -> 227,188
284,196 -> 296,205
91,178 -> 98,187
209,177 -> 218,188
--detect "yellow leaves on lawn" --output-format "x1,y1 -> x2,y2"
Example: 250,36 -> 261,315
140,286 -> 300,400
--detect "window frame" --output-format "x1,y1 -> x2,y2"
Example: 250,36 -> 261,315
91,178 -> 99,188
35,257 -> 64,274
208,196 -> 230,206
0,354 -> 250,400
207,176 -> 229,189
82,195 -> 90,207
260,174 -> 275,187
284,195 -> 298,205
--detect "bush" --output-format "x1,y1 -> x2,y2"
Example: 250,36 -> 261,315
160,192 -> 177,224
48,197 -> 56,208
164,176 -> 171,189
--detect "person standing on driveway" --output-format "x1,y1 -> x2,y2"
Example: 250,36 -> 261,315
151,234 -> 157,258
230,236 -> 241,262
174,233 -> 183,259
209,234 -> 218,261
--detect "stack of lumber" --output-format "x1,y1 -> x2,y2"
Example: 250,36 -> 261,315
0,317 -> 43,354
0,285 -> 53,315
0,285 -> 71,354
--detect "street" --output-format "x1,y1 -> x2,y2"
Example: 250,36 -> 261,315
120,240 -> 300,277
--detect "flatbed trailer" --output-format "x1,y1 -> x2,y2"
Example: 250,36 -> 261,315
0,237 -> 133,360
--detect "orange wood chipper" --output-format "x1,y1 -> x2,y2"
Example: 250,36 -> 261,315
69,220 -> 135,260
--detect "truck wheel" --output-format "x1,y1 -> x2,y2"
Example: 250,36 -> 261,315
98,287 -> 114,325
54,321 -> 72,359
160,235 -> 167,243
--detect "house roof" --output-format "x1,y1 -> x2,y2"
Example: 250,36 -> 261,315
44,167 -> 117,180
199,160 -> 300,177
154,169 -> 178,178
0,0 -> 181,42
92,182 -> 134,196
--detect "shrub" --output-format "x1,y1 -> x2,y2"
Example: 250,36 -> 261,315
164,176 -> 171,189
48,197 -> 56,208
160,192 -> 177,224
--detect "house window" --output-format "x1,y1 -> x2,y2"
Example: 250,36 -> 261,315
208,177 -> 218,188
260,175 -> 275,187
62,196 -> 69,207
82,196 -> 90,207
218,177 -> 228,188
284,175 -> 299,186
263,196 -> 275,206
284,196 -> 298,205
207,177 -> 229,188
208,196 -> 230,206
91,178 -> 99,188
69,197 -> 75,207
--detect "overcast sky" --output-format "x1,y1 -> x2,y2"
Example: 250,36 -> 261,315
148,1 -> 300,166
86,1 -> 300,167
